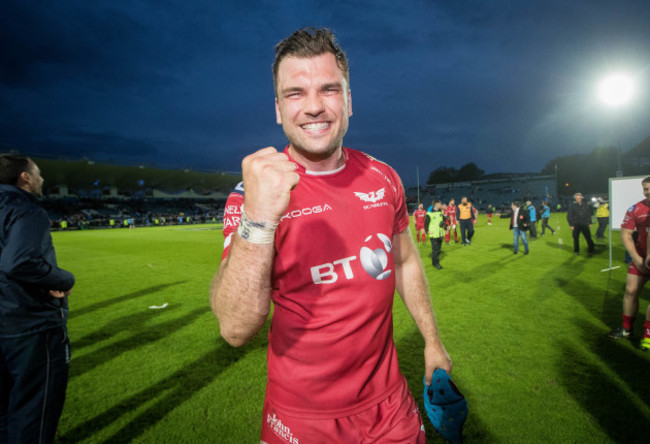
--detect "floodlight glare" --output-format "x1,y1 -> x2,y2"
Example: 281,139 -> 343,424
598,74 -> 635,107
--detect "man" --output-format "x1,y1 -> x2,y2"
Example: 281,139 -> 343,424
540,201 -> 555,236
486,204 -> 494,225
424,200 -> 445,270
567,192 -> 595,255
210,28 -> 451,443
412,203 -> 427,245
444,198 -> 458,244
456,197 -> 475,245
509,201 -> 529,255
608,176 -> 650,351
595,198 -> 609,239
526,201 -> 537,239
0,154 -> 75,443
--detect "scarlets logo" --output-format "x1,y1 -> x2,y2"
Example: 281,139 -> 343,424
354,188 -> 385,203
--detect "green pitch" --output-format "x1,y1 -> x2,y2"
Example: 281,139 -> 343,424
51,216 -> 649,443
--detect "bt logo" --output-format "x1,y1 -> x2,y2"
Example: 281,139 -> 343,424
310,233 -> 392,284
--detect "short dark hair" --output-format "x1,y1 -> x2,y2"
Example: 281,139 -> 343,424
642,176 -> 650,184
273,28 -> 349,95
433,199 -> 441,206
0,154 -> 32,186
512,201 -> 520,208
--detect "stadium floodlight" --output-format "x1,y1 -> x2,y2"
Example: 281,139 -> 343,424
597,73 -> 635,107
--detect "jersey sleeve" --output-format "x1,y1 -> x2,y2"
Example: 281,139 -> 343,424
221,185 -> 244,261
621,205 -> 636,230
389,169 -> 409,235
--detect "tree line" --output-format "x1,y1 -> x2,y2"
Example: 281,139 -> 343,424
427,137 -> 649,196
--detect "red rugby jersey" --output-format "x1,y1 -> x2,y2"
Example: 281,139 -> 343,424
621,199 -> 650,257
444,204 -> 457,224
413,209 -> 426,228
221,147 -> 410,418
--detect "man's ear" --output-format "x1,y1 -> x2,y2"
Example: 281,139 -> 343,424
275,98 -> 282,125
17,171 -> 30,186
347,90 -> 353,117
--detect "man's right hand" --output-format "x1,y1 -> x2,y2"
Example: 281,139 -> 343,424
633,255 -> 649,275
241,147 -> 300,224
50,289 -> 72,298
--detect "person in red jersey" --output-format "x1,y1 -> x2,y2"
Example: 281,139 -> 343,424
210,28 -> 452,443
444,198 -> 459,244
608,176 -> 650,352
486,203 -> 494,225
413,203 -> 427,245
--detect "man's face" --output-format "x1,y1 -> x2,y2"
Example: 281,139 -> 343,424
449,199 -> 455,205
575,194 -> 583,204
643,182 -> 650,201
418,204 -> 423,210
24,162 -> 44,196
434,202 -> 441,210
461,197 -> 467,204
275,53 -> 352,162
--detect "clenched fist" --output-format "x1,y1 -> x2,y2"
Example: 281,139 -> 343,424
241,147 -> 300,224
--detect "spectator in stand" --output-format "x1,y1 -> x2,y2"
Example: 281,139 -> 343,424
540,201 -> 555,236
486,204 -> 494,225
412,203 -> 427,245
456,197 -> 475,245
509,201 -> 529,255
526,201 -> 537,239
595,198 -> 609,239
567,192 -> 595,255
444,199 -> 458,244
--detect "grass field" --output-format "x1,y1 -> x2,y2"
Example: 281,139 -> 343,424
50,214 -> 650,443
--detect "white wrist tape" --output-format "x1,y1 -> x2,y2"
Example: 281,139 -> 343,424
237,206 -> 278,245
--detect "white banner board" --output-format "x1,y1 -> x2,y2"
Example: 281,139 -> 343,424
609,175 -> 647,230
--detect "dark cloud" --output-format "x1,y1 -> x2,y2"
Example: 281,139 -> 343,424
1,0 -> 649,185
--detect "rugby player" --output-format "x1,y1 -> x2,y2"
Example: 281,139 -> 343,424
609,176 -> 650,351
211,28 -> 452,443
413,203 -> 427,245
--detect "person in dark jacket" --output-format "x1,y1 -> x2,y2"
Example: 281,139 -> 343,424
0,154 -> 75,444
509,201 -> 529,255
567,192 -> 595,255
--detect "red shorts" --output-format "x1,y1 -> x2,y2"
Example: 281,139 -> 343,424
260,376 -> 426,444
415,224 -> 425,231
628,263 -> 650,277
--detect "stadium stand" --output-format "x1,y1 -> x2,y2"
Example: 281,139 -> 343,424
28,157 -> 241,230
406,174 -> 558,214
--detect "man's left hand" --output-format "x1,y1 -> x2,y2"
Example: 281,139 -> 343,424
424,341 -> 453,385
49,290 -> 71,298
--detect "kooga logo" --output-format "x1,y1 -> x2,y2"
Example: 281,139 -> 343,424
310,233 -> 392,284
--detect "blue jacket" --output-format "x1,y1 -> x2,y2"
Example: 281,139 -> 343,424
527,205 -> 537,222
0,184 -> 75,337
541,205 -> 550,219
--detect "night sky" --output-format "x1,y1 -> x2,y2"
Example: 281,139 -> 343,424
2,1 -> 649,186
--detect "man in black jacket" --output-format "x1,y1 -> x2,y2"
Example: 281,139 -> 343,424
0,154 -> 75,444
567,192 -> 595,255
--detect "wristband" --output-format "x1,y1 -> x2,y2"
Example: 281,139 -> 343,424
237,205 -> 278,245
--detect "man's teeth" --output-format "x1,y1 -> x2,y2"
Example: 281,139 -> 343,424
301,122 -> 329,131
